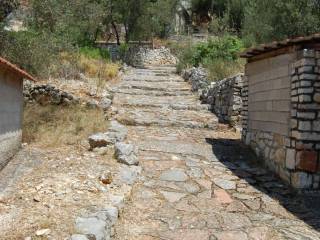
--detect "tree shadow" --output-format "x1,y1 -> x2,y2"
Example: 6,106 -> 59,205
206,137 -> 320,232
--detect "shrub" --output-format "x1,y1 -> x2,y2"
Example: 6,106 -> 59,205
0,30 -> 65,77
78,55 -> 119,80
170,35 -> 244,80
168,40 -> 195,73
192,35 -> 244,66
203,58 -> 245,82
119,43 -> 129,59
79,46 -> 110,61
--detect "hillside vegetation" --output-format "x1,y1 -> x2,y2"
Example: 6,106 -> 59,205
171,0 -> 320,80
0,0 -> 320,80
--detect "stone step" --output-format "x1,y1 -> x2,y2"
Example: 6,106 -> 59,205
139,66 -> 177,72
117,102 -> 211,111
112,88 -> 194,97
123,77 -> 185,83
126,126 -> 222,144
132,71 -> 171,75
118,83 -> 191,92
115,107 -> 218,130
131,69 -> 176,75
119,80 -> 189,89
113,93 -> 199,105
135,140 -> 217,161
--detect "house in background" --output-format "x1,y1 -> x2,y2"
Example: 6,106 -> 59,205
0,57 -> 35,170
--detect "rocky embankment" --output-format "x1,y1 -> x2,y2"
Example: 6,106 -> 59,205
182,67 -> 244,128
23,80 -> 114,111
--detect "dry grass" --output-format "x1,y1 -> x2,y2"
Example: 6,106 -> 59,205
23,104 -> 107,148
52,52 -> 120,91
205,58 -> 245,82
78,55 -> 119,80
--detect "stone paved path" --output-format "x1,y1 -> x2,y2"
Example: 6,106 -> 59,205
112,66 -> 320,240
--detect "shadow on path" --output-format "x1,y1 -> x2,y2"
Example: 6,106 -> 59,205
206,137 -> 320,232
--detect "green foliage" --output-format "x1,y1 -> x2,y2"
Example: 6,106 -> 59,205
171,35 -> 244,80
30,0 -> 106,45
0,30 -> 63,76
193,0 -> 320,46
108,0 -> 178,41
243,0 -> 320,45
119,43 -> 129,58
192,35 -> 244,66
0,0 -> 19,22
203,57 -> 244,81
79,46 -> 110,61
174,42 -> 196,73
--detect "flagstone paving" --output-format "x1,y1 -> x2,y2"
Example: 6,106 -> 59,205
112,66 -> 320,240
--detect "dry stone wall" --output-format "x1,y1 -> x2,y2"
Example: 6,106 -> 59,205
24,82 -> 79,106
182,67 -> 244,128
126,47 -> 177,67
201,74 -> 244,128
182,67 -> 209,92
23,81 -> 113,111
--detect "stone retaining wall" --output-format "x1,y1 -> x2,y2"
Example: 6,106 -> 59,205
201,74 -> 244,128
23,81 -> 113,111
24,82 -> 79,106
125,47 -> 177,67
182,67 -> 244,128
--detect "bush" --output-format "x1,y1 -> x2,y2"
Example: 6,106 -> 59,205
0,30 -> 65,77
119,43 -> 129,59
79,46 -> 110,61
203,58 -> 245,82
168,40 -> 195,73
171,35 -> 244,80
192,35 -> 244,66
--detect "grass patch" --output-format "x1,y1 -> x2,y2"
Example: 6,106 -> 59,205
78,55 -> 119,80
79,46 -> 110,61
204,58 -> 245,82
51,51 -> 120,83
23,104 -> 107,148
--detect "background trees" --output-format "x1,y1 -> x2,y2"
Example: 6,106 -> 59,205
243,0 -> 320,45
1,0 -> 320,77
0,0 -> 19,23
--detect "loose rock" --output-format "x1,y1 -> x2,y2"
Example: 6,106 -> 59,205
35,229 -> 51,236
70,234 -> 90,240
160,169 -> 188,182
115,143 -> 139,166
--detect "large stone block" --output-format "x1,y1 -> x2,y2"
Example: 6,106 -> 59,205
286,149 -> 296,170
298,121 -> 312,131
296,150 -> 318,173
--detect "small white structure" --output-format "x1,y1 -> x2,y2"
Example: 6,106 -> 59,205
0,57 -> 35,170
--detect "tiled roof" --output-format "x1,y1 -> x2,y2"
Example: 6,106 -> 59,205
241,33 -> 320,58
0,57 -> 36,81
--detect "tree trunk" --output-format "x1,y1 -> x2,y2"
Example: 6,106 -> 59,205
112,21 -> 120,45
